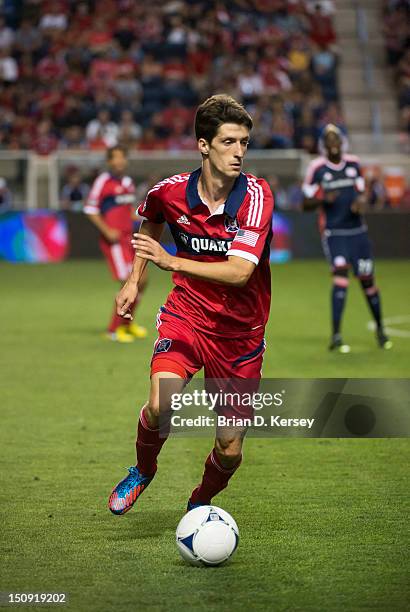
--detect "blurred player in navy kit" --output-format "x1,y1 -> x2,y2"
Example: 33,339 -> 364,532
302,124 -> 392,353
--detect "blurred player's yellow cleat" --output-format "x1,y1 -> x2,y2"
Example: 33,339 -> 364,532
105,325 -> 135,343
377,329 -> 393,350
329,334 -> 351,353
128,322 -> 148,338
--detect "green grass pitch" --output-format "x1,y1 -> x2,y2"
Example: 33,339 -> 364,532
1,259 -> 409,611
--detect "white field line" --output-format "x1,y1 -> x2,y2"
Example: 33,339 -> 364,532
367,315 -> 410,338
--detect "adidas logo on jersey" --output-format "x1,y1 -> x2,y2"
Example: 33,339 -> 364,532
177,215 -> 190,225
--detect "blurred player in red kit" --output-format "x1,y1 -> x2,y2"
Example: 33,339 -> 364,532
84,146 -> 147,342
107,95 -> 274,515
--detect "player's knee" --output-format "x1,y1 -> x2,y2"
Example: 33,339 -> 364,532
148,372 -> 185,417
359,275 -> 378,295
145,394 -> 171,419
333,268 -> 349,287
215,438 -> 242,467
359,275 -> 374,289
143,400 -> 160,426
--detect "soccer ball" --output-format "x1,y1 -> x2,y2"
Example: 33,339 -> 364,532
176,505 -> 239,566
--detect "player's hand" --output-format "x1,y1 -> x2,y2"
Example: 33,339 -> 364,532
116,281 -> 138,319
324,190 -> 339,204
351,195 -> 367,214
132,234 -> 175,271
105,228 -> 121,243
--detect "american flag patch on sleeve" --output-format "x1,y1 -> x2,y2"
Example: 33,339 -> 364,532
234,229 -> 259,247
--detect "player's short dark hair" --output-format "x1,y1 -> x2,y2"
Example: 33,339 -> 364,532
106,145 -> 128,160
195,94 -> 253,143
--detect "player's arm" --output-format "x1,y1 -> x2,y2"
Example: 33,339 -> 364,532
303,191 -> 339,210
178,255 -> 255,287
84,175 -> 120,243
350,163 -> 367,214
116,181 -> 166,319
175,254 -> 255,287
85,212 -> 120,243
128,220 -> 164,283
302,195 -> 322,210
350,193 -> 367,214
132,234 -> 255,287
302,161 -> 329,211
302,185 -> 339,210
116,220 -> 164,318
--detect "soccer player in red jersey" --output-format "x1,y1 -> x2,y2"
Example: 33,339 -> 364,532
108,95 -> 274,515
84,146 -> 147,342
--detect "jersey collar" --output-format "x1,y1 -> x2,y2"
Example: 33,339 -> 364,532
186,167 -> 248,217
324,157 -> 346,171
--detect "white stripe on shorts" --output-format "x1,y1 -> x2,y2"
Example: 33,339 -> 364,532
111,243 -> 130,281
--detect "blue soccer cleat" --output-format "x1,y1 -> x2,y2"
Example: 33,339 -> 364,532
108,466 -> 154,515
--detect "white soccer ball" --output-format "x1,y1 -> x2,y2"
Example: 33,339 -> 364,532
176,505 -> 239,566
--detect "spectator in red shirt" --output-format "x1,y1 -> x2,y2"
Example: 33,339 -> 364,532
158,99 -> 194,134
138,127 -> 164,151
89,53 -> 118,87
71,1 -> 93,31
87,18 -> 113,55
32,120 -> 59,155
187,42 -> 212,83
308,3 -> 337,49
36,49 -> 66,82
37,82 -> 66,119
64,69 -> 89,97
165,117 -> 196,151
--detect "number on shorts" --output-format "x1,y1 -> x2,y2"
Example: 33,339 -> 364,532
358,258 -> 373,275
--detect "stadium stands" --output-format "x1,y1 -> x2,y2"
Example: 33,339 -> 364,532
381,0 -> 410,147
0,0 -> 343,153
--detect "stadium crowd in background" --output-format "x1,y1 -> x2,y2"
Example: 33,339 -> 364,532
0,0 -> 343,154
382,0 -> 410,150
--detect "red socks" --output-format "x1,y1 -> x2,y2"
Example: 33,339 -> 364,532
189,449 -> 242,505
107,295 -> 140,333
108,306 -> 126,333
127,295 -> 140,321
136,407 -> 169,476
135,408 -> 242,504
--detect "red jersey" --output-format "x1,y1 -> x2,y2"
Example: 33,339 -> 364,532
84,172 -> 136,237
137,169 -> 274,337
